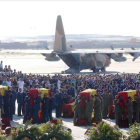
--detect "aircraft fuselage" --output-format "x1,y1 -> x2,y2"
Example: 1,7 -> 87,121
57,53 -> 111,72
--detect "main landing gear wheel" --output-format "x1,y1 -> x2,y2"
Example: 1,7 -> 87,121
101,67 -> 106,72
92,66 -> 96,73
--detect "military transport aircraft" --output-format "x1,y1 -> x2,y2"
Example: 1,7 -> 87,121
1,15 -> 140,73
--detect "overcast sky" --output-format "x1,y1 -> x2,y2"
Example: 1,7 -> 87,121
0,1 -> 140,37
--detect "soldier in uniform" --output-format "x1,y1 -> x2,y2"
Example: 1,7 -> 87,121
23,93 -> 31,123
125,96 -> 133,126
63,89 -> 69,104
11,86 -> 17,114
48,92 -> 55,121
9,90 -> 14,121
114,95 -> 122,126
54,89 -> 61,118
85,96 -> 93,126
3,89 -> 10,118
17,88 -> 24,116
73,95 -> 82,124
98,93 -> 104,120
102,89 -> 108,119
42,93 -> 49,123
59,89 -> 64,117
108,90 -> 114,117
33,92 -> 41,124
94,95 -> 102,121
133,94 -> 140,123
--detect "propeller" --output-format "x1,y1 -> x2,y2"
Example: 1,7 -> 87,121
131,47 -> 140,61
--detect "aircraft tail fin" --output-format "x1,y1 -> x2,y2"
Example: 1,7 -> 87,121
54,15 -> 67,52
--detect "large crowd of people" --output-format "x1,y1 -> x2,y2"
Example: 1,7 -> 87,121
0,60 -> 140,126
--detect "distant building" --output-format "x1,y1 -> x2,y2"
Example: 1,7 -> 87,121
0,42 -> 27,49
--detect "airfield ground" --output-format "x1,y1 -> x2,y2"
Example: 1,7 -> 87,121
0,53 -> 137,139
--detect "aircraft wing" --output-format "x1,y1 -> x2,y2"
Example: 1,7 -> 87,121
1,49 -> 140,54
0,49 -> 53,54
65,49 -> 140,54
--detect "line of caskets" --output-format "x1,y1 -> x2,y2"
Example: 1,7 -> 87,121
62,88 -> 139,127
0,86 -> 51,122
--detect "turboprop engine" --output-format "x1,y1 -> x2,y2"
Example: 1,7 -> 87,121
130,47 -> 140,61
41,52 -> 60,61
110,46 -> 126,62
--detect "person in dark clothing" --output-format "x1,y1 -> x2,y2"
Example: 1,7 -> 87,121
9,90 -> 14,121
114,95 -> 122,126
0,92 -> 2,110
3,89 -> 10,118
85,96 -> 93,126
67,86 -> 75,98
12,87 -> 17,114
23,94 -> 31,123
59,89 -> 64,117
33,92 -> 41,124
98,94 -> 103,120
22,88 -> 27,115
17,88 -> 23,116
63,90 -> 69,104
73,96 -> 82,124
133,94 -> 140,123
102,89 -> 108,119
108,90 -> 114,116
94,95 -> 102,121
42,93 -> 49,123
54,89 -> 61,118
125,96 -> 133,126
48,92 -> 54,121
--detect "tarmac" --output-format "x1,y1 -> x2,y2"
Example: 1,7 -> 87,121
0,53 -> 140,74
0,53 -> 137,139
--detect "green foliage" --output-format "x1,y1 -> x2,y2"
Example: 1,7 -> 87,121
127,122 -> 140,140
12,119 -> 45,140
39,120 -> 73,140
86,122 -> 126,140
0,119 -> 73,140
0,135 -> 7,140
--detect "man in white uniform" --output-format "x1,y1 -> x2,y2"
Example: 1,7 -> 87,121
18,78 -> 24,92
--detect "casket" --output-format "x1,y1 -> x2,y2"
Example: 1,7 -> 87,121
117,90 -> 139,108
29,89 -> 38,99
127,90 -> 139,101
38,88 -> 51,98
62,103 -> 74,118
80,89 -> 97,101
80,89 -> 97,100
79,89 -> 96,109
0,85 -> 8,96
